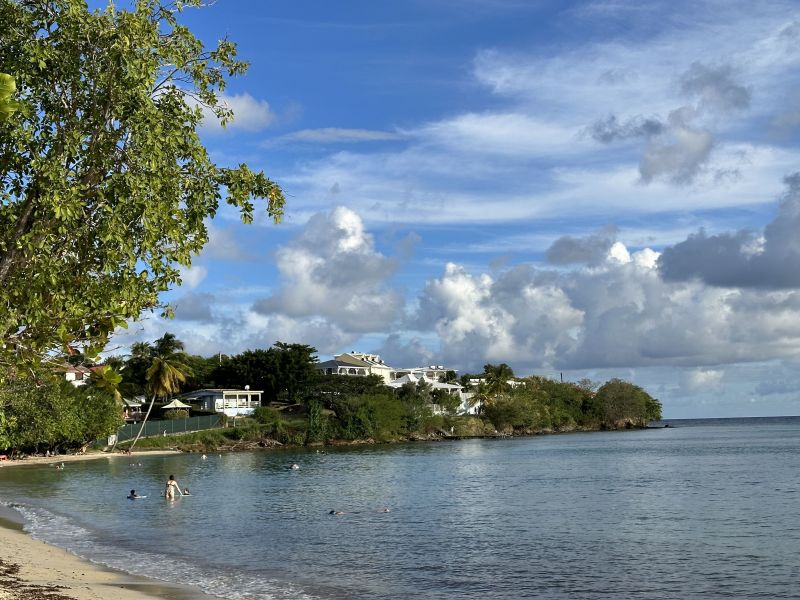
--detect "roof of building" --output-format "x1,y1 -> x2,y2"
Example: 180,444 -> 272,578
388,373 -> 463,391
317,358 -> 371,369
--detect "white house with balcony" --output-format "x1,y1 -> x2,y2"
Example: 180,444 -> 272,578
179,388 -> 262,417
316,352 -> 394,384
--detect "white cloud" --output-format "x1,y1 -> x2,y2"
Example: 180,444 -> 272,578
277,128 -> 402,143
410,112 -> 589,158
252,207 -> 404,333
178,265 -> 208,289
409,232 -> 800,374
200,92 -> 274,133
279,3 -> 800,228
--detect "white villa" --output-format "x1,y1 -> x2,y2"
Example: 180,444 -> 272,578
316,352 -> 393,384
316,351 -> 481,415
179,388 -> 263,417
390,365 -> 453,381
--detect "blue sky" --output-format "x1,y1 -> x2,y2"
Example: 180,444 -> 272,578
111,0 -> 800,418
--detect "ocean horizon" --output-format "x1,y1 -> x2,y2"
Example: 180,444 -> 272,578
2,416 -> 799,599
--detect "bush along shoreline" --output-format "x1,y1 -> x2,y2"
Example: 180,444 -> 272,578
125,375 -> 662,453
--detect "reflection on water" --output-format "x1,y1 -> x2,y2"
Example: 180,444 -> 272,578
1,418 -> 800,599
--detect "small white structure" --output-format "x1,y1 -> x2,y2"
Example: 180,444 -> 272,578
387,373 -> 472,415
61,364 -> 93,387
180,388 -> 262,417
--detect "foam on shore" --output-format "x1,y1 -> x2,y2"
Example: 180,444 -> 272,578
0,502 -> 217,600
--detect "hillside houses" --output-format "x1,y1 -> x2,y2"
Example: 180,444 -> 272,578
317,351 -> 481,415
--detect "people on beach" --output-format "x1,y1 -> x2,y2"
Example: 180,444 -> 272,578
164,475 -> 182,500
127,489 -> 140,499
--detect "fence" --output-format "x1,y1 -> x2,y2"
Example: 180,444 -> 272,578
114,414 -> 223,443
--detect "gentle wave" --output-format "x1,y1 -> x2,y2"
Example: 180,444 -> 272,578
5,501 -> 317,600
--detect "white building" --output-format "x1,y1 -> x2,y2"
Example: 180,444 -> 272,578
179,388 -> 262,417
316,352 -> 394,384
390,365 -> 455,382
387,372 -> 480,415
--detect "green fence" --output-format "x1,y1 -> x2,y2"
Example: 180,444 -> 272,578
114,414 -> 223,443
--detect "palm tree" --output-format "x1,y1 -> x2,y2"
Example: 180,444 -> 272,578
468,380 -> 491,413
128,343 -> 191,451
484,363 -> 515,396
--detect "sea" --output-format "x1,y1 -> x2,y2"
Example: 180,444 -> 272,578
1,417 -> 799,600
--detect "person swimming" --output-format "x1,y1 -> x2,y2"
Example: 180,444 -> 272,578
290,463 -> 300,470
164,475 -> 182,500
183,488 -> 191,495
329,510 -> 345,516
127,489 -> 140,499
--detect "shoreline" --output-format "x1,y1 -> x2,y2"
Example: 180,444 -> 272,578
0,452 -> 217,600
0,515 -> 217,600
0,449 -> 183,470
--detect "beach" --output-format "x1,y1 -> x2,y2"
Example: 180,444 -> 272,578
0,451 -> 213,600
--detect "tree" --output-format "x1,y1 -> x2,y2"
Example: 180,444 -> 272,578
484,363 -> 515,396
121,341 -> 154,396
0,374 -> 121,453
0,73 -> 24,123
212,342 -> 318,404
591,379 -> 662,427
128,341 -> 191,450
0,1 -> 285,370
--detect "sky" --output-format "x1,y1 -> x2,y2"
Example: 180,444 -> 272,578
110,0 -> 800,419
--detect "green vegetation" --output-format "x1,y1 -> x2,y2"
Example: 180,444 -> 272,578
0,326 -> 662,454
0,372 -> 122,455
129,333 -> 192,450
0,0 -> 285,372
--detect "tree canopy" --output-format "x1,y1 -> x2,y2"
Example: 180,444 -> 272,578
0,0 -> 285,370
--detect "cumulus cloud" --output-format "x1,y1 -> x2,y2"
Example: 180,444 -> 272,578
408,224 -> 800,373
200,92 -> 274,133
546,226 -> 619,266
413,262 -> 583,370
178,265 -> 208,289
658,173 -> 800,288
252,207 -> 404,332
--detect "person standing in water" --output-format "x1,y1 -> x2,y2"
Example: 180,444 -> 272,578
164,475 -> 182,500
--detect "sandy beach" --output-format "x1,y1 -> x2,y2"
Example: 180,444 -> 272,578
0,451 -> 215,600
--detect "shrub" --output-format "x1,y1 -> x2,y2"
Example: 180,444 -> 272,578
163,409 -> 189,420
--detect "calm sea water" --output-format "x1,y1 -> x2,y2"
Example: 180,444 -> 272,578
1,417 -> 799,599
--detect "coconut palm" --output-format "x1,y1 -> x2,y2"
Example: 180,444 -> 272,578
128,341 -> 191,450
467,380 -> 491,413
484,363 -> 515,396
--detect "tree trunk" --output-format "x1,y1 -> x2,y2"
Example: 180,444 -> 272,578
128,393 -> 157,451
